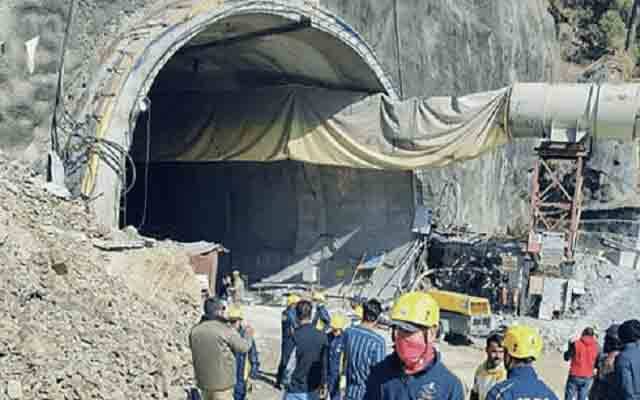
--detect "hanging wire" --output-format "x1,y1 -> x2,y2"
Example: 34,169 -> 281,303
65,133 -> 138,196
138,98 -> 152,230
50,0 -> 78,155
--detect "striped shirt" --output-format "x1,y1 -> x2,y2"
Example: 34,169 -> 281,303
344,325 -> 386,400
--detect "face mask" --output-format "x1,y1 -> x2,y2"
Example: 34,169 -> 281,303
395,331 -> 430,374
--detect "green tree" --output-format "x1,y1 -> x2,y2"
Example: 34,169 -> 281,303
600,9 -> 627,50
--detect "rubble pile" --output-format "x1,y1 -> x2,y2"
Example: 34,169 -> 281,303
569,252 -> 635,316
0,154 -> 199,399
522,252 -> 640,351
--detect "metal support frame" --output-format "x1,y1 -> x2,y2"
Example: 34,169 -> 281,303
527,143 -> 588,262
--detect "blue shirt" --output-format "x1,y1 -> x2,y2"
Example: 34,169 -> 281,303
282,307 -> 299,341
234,327 -> 260,384
328,332 -> 345,381
616,341 -> 640,400
486,365 -> 558,400
313,304 -> 332,332
363,352 -> 464,400
344,326 -> 386,400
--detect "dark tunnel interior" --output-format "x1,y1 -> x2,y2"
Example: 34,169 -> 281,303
123,13 -> 415,284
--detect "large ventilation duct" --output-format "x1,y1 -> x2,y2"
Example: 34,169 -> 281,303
509,83 -> 640,143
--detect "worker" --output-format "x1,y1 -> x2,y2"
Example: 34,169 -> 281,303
343,299 -> 386,400
564,327 -> 599,400
276,293 -> 301,388
190,297 -> 254,400
219,275 -> 233,304
349,296 -> 364,325
470,333 -> 507,400
227,305 -> 260,400
232,270 -> 245,304
590,324 -> 623,400
327,313 -> 348,400
282,300 -> 328,400
312,291 -> 332,332
363,291 -> 464,400
615,319 -> 640,400
485,325 -> 557,400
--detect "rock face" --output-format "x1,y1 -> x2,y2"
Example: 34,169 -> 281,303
324,0 -> 556,98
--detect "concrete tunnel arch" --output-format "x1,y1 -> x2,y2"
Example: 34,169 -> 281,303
83,0 -> 399,227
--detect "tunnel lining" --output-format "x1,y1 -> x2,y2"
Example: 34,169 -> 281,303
82,1 -> 398,227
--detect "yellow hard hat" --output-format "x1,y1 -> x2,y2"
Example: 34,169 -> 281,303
390,291 -> 440,330
227,305 -> 243,321
233,270 -> 240,276
287,294 -> 301,306
330,314 -> 348,330
503,325 -> 543,360
312,291 -> 326,302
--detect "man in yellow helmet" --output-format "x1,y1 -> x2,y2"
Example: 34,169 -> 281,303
349,297 -> 364,325
277,293 -> 301,388
228,305 -> 260,400
328,314 -> 348,400
312,291 -> 332,333
486,325 -> 558,400
363,292 -> 464,400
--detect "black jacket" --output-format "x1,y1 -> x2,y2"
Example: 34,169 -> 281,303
288,323 -> 328,393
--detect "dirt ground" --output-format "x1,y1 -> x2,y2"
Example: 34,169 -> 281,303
242,306 -> 570,400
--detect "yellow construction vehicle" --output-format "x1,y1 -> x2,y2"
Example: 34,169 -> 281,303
427,289 -> 493,338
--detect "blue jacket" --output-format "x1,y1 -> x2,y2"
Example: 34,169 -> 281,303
313,304 -> 332,332
486,365 -> 557,400
282,307 -> 298,341
616,341 -> 640,400
328,333 -> 345,382
364,352 -> 464,400
235,327 -> 260,385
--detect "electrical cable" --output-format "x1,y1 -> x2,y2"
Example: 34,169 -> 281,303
50,0 -> 78,155
138,98 -> 152,230
64,132 -> 138,195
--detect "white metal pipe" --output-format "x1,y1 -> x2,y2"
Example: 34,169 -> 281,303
508,83 -> 640,142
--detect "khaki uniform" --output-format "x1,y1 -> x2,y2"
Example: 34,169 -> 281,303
233,276 -> 245,303
190,319 -> 252,394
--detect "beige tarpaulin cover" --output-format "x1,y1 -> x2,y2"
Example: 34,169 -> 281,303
132,85 -> 510,170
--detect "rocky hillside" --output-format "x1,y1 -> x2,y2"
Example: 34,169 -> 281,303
0,150 -> 201,399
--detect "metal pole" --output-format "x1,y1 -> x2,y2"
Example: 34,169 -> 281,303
527,160 -> 541,254
567,156 -> 585,260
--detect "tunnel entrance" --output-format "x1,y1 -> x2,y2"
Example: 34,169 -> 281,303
119,11 -> 413,284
